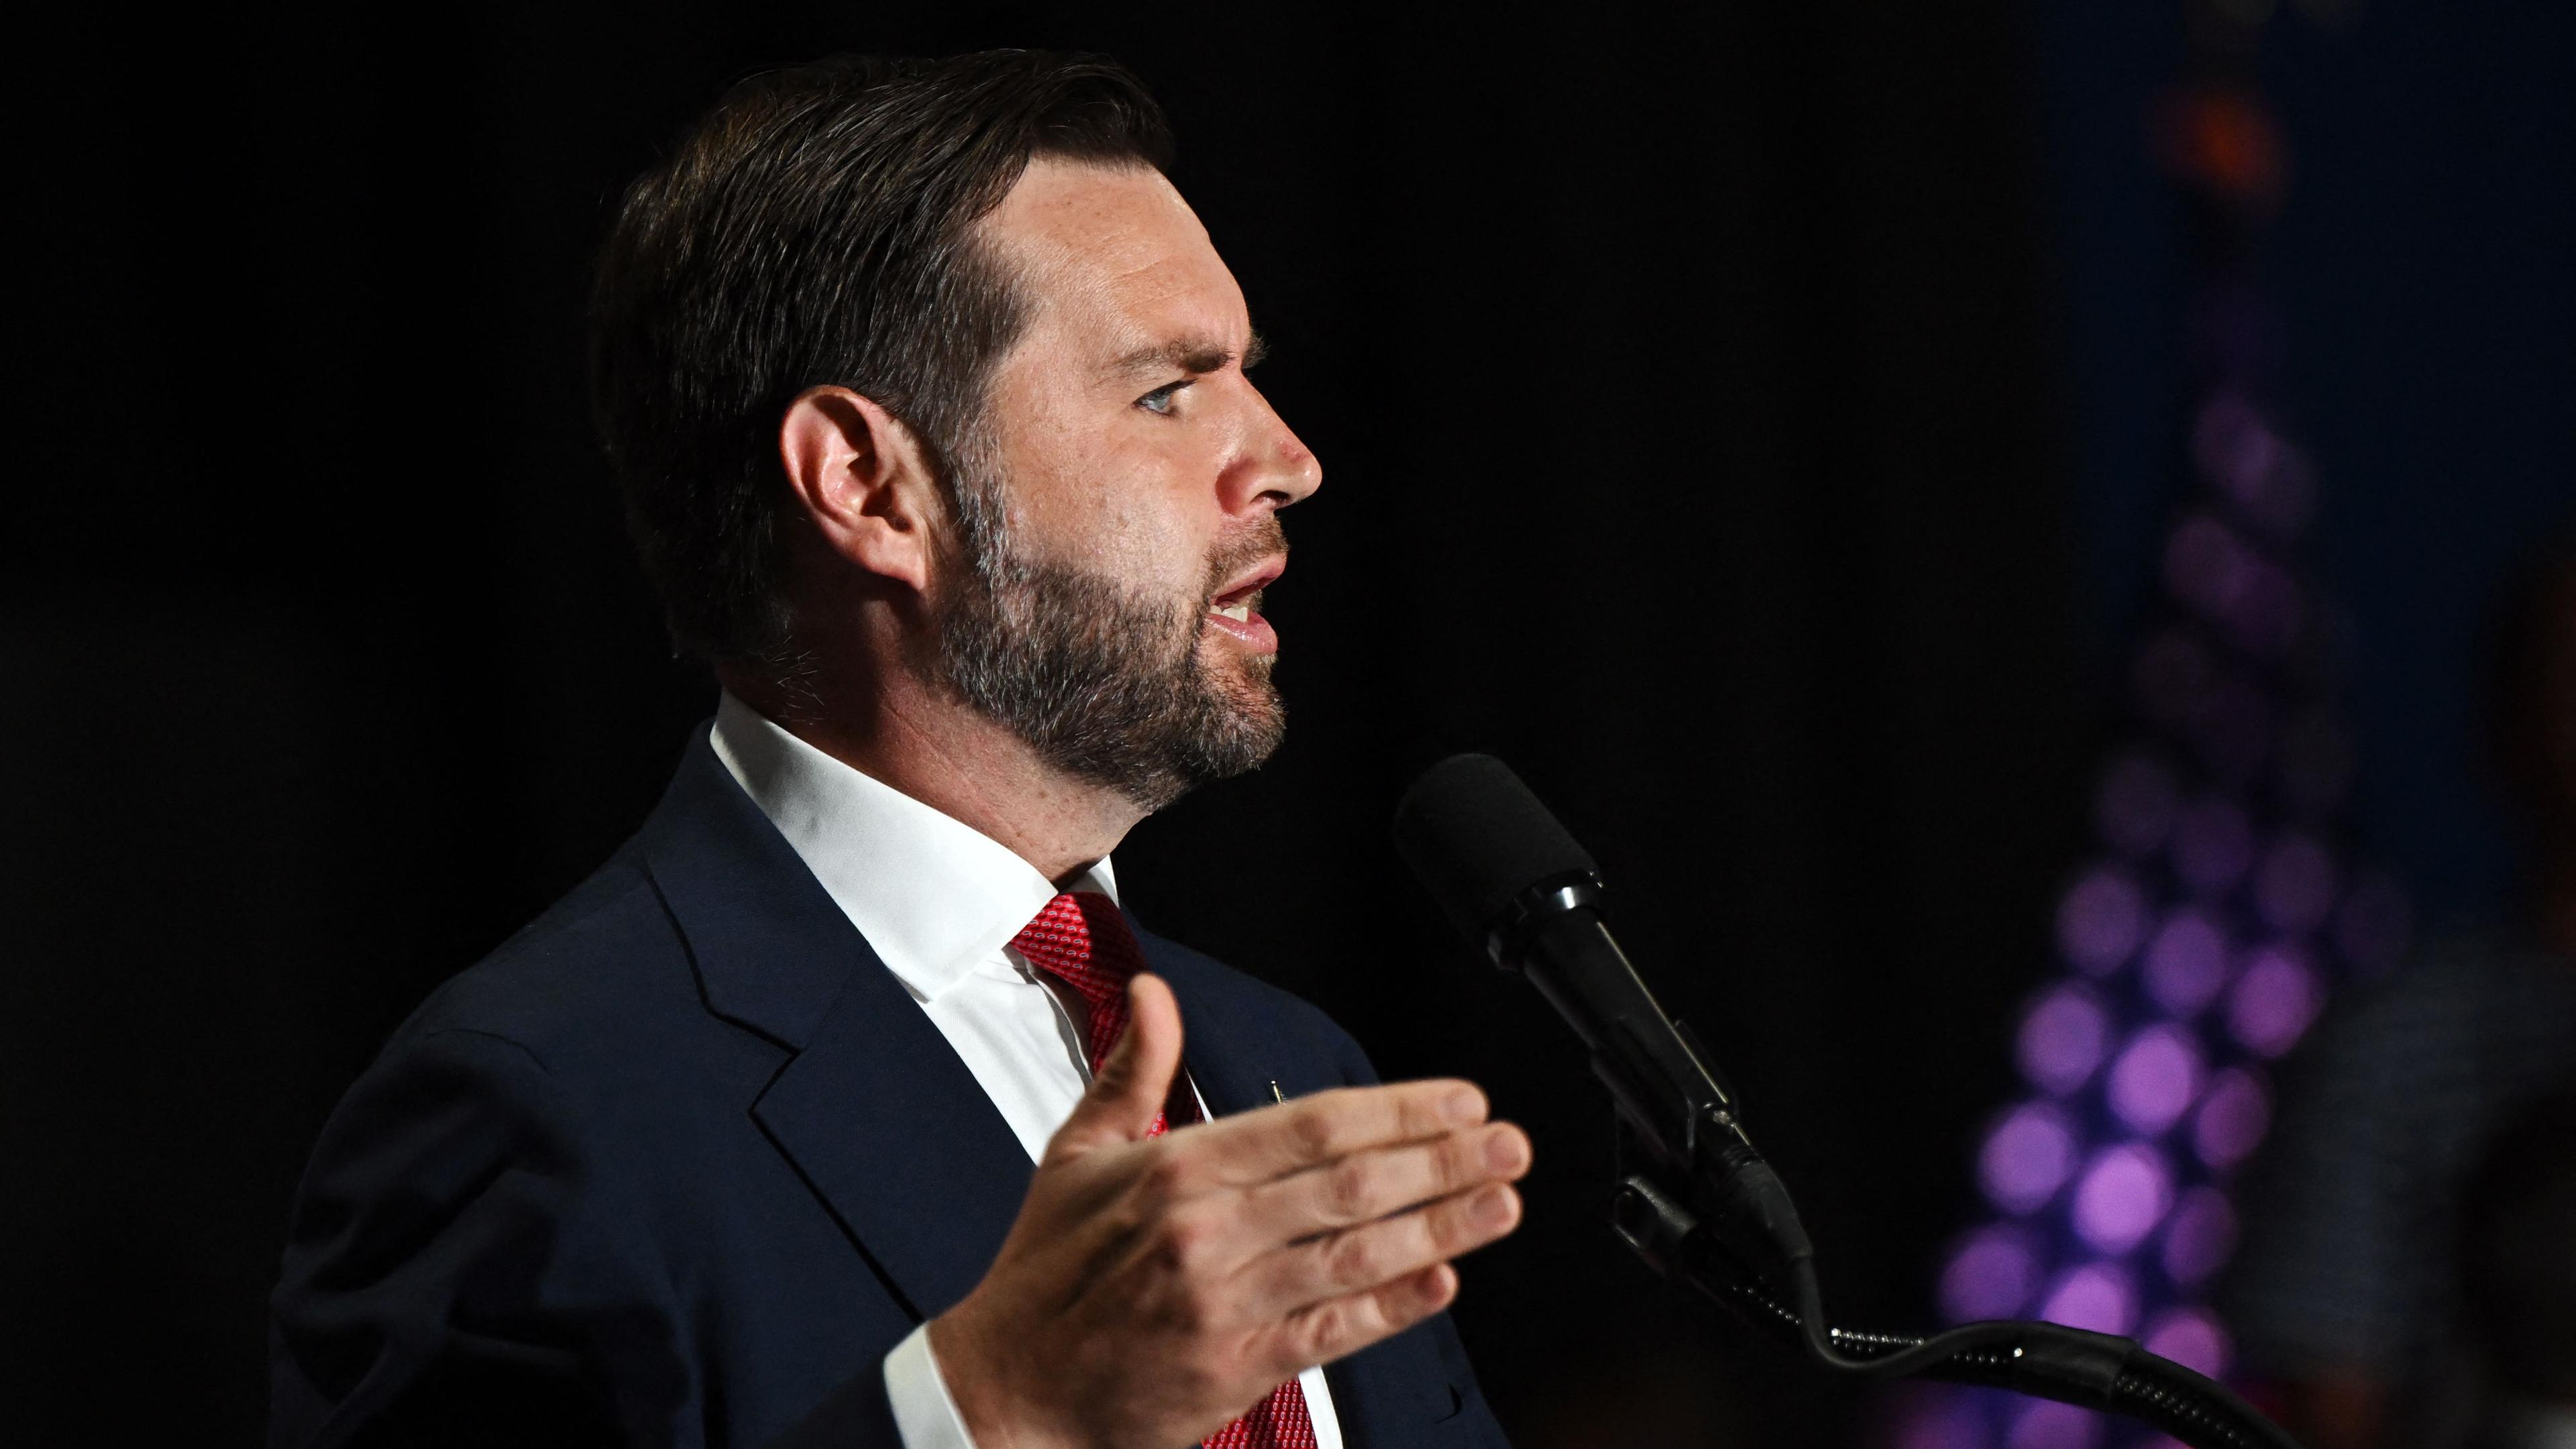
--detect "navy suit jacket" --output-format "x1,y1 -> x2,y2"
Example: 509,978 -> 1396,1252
270,729 -> 1511,1448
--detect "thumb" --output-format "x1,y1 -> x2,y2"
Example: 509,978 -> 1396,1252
1046,973 -> 1183,1161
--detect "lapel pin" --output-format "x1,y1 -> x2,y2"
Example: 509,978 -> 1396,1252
1268,1080 -> 1286,1105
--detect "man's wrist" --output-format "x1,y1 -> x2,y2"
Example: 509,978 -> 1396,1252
885,1318 -> 983,1449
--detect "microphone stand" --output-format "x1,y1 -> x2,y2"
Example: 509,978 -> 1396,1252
1495,879 -> 2300,1449
1606,1155 -> 2297,1449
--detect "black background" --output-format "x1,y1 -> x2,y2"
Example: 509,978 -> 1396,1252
9,2 -> 2340,1444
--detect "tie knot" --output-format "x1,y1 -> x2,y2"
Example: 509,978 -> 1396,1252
1010,892 -> 1142,1014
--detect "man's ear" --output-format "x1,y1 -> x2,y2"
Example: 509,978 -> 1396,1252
777,385 -> 944,594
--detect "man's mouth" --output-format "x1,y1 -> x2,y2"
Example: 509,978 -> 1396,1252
1203,558 -> 1285,650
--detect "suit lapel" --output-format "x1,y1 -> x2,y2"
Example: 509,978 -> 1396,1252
1134,926 -> 1332,1119
639,731 -> 1032,1323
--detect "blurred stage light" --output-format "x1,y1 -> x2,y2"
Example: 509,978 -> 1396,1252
2190,1067 -> 2273,1171
2019,984 -> 2112,1095
2058,867 -> 2151,976
2107,1026 -> 2206,1136
2072,1144 -> 2176,1254
2226,945 -> 2323,1057
1941,1225 -> 2043,1324
2143,909 -> 2231,1016
1982,1102 -> 2082,1214
2171,796 -> 2255,896
2160,1185 -> 2241,1287
2039,1260 -> 2140,1336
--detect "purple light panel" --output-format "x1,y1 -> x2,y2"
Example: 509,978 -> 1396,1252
2143,1306 -> 2232,1379
2072,1144 -> 2174,1254
2160,1185 -> 2240,1287
2171,796 -> 2255,896
2226,946 -> 2322,1057
1892,1389 -> 1990,1449
1982,1102 -> 2081,1214
2039,1261 -> 2139,1336
2142,910 -> 2230,1016
2010,1399 -> 2104,1449
1941,1225 -> 2041,1323
2019,985 -> 2112,1095
2163,515 -> 2251,627
2107,1026 -> 2205,1136
2058,868 -> 2149,976
2192,391 -> 2314,539
2191,1067 -> 2271,1170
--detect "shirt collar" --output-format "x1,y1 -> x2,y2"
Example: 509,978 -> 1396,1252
708,692 -> 1118,1004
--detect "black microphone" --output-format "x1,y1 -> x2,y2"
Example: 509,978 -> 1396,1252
1391,753 -> 1809,1265
1392,754 -> 2305,1449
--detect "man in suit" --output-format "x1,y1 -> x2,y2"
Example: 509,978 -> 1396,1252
268,50 -> 1527,1449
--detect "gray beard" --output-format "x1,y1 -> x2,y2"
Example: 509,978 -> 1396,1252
928,454 -> 1287,812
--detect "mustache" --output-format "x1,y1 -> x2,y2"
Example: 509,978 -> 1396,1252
1199,517 -> 1289,604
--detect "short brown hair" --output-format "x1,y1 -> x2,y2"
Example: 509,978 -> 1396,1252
589,51 -> 1172,663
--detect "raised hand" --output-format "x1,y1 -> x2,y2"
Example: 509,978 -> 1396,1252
927,973 -> 1529,1449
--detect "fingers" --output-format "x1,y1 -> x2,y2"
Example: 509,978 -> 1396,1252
1247,1177 -> 1521,1325
1279,1263 -> 1460,1373
1183,1078 -> 1491,1186
1044,973 -> 1185,1163
1236,1122 -> 1530,1243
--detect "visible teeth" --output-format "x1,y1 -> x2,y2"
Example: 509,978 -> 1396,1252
1217,604 -> 1252,622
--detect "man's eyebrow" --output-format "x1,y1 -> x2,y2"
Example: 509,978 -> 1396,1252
1105,330 -> 1270,380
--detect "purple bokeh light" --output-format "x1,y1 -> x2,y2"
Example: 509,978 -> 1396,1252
2161,1186 -> 2240,1287
2192,390 -> 2313,540
2164,514 -> 2251,628
2039,1260 -> 2139,1336
1889,1387 -> 1990,1449
2224,555 -> 2304,657
2171,796 -> 2255,896
2057,867 -> 2149,977
2142,909 -> 2231,1018
2254,830 -> 2338,934
2228,946 -> 2324,1057
2107,1026 -> 2205,1137
2008,1399 -> 2103,1449
2097,753 -> 2182,859
2072,1144 -> 2174,1254
2019,985 -> 2112,1096
1940,1225 -> 2042,1323
1981,1102 -> 2081,1215
2192,1067 -> 2272,1171
2143,1305 -> 2233,1379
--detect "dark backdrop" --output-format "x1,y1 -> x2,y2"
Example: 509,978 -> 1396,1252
5,5 -> 2087,1444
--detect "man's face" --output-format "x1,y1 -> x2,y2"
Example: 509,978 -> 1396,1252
929,159 -> 1322,810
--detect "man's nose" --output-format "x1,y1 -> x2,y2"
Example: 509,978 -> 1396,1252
1222,390 -> 1322,515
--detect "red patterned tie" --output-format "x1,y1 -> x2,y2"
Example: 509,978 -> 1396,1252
1010,893 -> 1320,1449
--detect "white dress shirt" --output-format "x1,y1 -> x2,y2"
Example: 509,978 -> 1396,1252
710,694 -> 1343,1449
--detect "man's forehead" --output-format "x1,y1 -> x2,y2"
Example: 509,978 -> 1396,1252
984,158 -> 1247,358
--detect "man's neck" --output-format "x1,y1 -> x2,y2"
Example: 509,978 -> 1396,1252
719,667 -> 1143,885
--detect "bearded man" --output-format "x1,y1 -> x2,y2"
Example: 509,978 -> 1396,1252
268,50 -> 1525,1449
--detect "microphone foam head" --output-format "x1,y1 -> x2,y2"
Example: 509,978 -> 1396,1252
1392,753 -> 1599,948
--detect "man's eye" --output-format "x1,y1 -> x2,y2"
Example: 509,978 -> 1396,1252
1136,380 -> 1191,416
